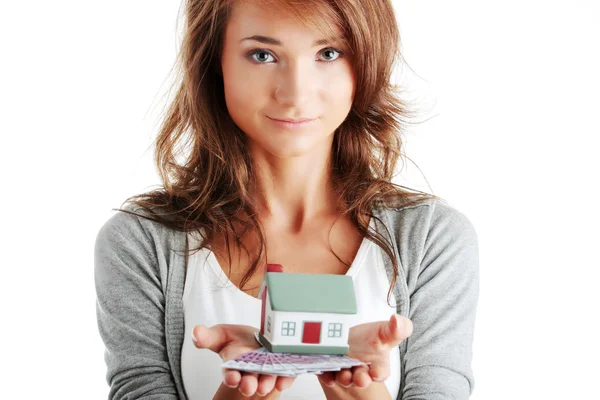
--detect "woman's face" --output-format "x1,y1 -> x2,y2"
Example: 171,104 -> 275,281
220,1 -> 355,159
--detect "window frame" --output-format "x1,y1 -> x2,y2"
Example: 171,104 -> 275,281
328,322 -> 343,338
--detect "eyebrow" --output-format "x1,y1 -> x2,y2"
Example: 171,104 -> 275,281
240,35 -> 342,47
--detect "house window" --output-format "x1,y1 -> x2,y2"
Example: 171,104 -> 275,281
267,316 -> 272,333
281,321 -> 296,336
328,323 -> 342,338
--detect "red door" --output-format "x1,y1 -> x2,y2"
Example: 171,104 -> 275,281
302,322 -> 322,344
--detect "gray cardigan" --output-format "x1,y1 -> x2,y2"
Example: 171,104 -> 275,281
94,198 -> 479,399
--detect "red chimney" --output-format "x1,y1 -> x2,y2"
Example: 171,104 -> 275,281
266,263 -> 284,273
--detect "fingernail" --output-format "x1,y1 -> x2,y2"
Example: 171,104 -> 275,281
222,372 -> 236,388
191,331 -> 198,345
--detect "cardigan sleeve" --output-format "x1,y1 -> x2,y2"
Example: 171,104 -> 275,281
94,210 -> 180,399
401,202 -> 480,399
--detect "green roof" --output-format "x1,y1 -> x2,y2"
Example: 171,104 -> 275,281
265,273 -> 357,314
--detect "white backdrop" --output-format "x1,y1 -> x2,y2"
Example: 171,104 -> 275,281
1,1 -> 598,398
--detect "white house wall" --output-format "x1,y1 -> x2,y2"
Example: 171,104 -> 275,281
263,291 -> 274,343
271,310 -> 354,347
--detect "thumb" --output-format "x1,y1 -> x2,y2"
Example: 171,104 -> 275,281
192,324 -> 228,353
379,314 -> 413,346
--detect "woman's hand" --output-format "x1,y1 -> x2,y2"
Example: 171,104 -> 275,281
192,324 -> 296,397
317,314 -> 413,390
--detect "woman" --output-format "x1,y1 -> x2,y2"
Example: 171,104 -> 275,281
94,0 -> 479,399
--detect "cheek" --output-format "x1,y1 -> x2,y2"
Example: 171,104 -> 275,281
224,71 -> 255,107
222,55 -> 265,114
223,73 -> 266,130
324,69 -> 355,116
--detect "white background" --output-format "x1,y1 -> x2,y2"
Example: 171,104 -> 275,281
1,1 -> 598,398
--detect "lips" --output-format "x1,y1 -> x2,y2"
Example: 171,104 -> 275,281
268,117 -> 315,123
267,116 -> 317,129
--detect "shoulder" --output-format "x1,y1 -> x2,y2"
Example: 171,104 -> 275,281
377,197 -> 477,244
95,204 -> 181,251
375,197 -> 479,285
94,204 -> 186,282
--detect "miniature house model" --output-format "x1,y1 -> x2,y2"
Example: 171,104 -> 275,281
257,264 -> 358,355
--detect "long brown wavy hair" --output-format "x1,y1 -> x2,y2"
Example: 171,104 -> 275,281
117,0 -> 441,302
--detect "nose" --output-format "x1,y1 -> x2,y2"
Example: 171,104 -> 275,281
273,59 -> 317,107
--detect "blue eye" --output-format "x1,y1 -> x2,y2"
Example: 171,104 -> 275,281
247,47 -> 344,64
248,50 -> 276,63
318,48 -> 343,62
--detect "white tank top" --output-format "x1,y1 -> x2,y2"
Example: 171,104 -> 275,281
181,225 -> 401,399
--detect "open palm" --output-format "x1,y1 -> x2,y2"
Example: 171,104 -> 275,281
318,314 -> 413,388
192,324 -> 296,397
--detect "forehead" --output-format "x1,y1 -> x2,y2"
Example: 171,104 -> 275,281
228,1 -> 286,27
226,0 -> 343,44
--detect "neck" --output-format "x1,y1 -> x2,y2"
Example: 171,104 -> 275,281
249,143 -> 341,233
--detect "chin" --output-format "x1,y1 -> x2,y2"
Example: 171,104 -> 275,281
247,137 -> 322,159
263,144 -> 315,159
244,125 -> 334,159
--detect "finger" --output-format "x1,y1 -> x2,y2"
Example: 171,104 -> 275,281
352,365 -> 372,388
379,314 -> 413,346
317,371 -> 336,387
192,325 -> 228,353
239,372 -> 259,397
256,374 -> 276,396
368,361 -> 390,383
275,375 -> 295,392
222,369 -> 241,388
336,369 -> 354,388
